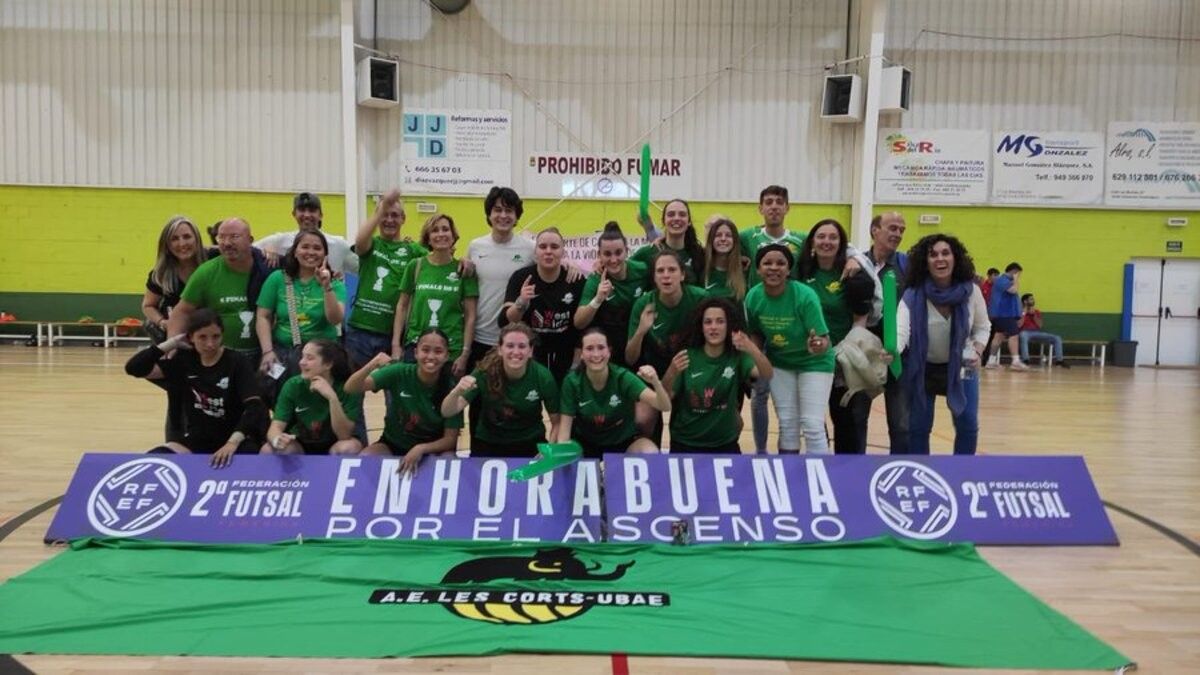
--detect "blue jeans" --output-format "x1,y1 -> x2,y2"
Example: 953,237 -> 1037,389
1020,331 -> 1063,362
905,365 -> 979,455
343,326 -> 393,444
750,377 -> 770,453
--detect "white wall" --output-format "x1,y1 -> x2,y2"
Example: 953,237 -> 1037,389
0,0 -> 342,192
1,0 -> 1196,200
361,0 -> 857,202
886,0 -> 1200,130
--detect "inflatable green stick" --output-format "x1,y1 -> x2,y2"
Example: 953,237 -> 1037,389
507,441 -> 583,481
638,143 -> 652,222
883,270 -> 901,378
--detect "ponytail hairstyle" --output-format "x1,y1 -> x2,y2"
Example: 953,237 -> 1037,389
658,199 -> 705,281
414,328 -> 456,409
306,338 -> 351,382
598,220 -> 627,254
703,217 -> 747,301
477,322 -> 536,401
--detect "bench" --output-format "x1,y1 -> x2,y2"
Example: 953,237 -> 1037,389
47,322 -> 151,348
0,321 -> 49,346
1032,339 -> 1106,367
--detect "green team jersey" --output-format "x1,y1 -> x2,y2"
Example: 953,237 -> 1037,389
273,376 -> 363,445
580,259 -> 651,312
349,237 -> 428,335
371,362 -> 462,451
559,364 -> 648,447
462,362 -> 560,444
399,257 -> 480,359
803,267 -> 853,346
703,267 -> 735,299
630,241 -> 699,284
740,225 -> 806,287
669,348 -> 755,448
179,256 -> 256,350
744,280 -> 834,373
257,270 -> 347,343
627,285 -> 709,373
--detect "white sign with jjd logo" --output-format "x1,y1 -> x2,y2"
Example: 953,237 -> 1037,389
875,129 -> 991,204
991,131 -> 1105,205
401,109 -> 512,195
1105,122 -> 1200,207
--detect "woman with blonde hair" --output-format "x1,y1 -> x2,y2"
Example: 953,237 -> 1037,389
702,217 -> 748,301
141,215 -> 211,442
501,227 -> 584,383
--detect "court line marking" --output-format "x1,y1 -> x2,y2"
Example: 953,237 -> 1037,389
1103,500 -> 1200,557
0,496 -> 63,545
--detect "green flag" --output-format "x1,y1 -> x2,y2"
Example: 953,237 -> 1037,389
0,537 -> 1128,668
883,270 -> 901,378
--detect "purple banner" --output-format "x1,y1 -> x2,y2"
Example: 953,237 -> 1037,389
603,454 -> 1118,545
47,454 -> 603,544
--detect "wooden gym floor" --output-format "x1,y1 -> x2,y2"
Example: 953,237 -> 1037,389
0,345 -> 1197,673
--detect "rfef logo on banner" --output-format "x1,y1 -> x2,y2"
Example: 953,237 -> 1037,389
869,461 -> 957,540
86,458 -> 188,537
604,454 -> 1117,546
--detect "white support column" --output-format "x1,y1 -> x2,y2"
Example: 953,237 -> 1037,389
849,0 -> 889,251
339,0 -> 362,240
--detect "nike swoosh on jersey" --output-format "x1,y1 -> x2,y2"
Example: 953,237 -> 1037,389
296,406 -> 309,412
399,391 -> 413,398
690,372 -> 704,379
652,323 -> 664,330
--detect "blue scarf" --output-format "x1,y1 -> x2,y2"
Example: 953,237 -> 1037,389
901,279 -> 974,416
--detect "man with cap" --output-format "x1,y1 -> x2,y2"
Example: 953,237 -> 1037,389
254,192 -> 359,274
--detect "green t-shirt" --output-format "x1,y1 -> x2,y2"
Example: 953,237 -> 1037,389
669,348 -> 755,448
257,270 -> 347,343
349,237 -> 428,335
179,256 -> 256,350
703,267 -> 735,299
803,267 -> 853,346
630,241 -> 699,284
272,376 -> 364,445
580,259 -> 651,312
744,280 -> 834,373
740,225 -> 806,287
371,362 -> 462,451
398,257 -> 480,359
463,363 -> 560,444
559,365 -> 648,448
627,285 -> 709,373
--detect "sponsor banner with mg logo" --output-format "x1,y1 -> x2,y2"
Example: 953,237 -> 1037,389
604,454 -> 1117,545
49,455 -> 603,544
992,130 -> 1105,205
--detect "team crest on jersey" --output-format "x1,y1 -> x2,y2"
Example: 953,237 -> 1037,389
608,394 -> 621,407
721,366 -> 735,379
772,334 -> 788,347
634,287 -> 644,297
525,389 -> 541,402
826,280 -> 842,294
563,292 -> 575,305
216,376 -> 229,389
447,272 -> 460,282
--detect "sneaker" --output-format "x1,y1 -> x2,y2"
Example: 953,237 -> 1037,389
1010,360 -> 1030,371
1054,360 -> 1071,369
984,359 -> 1000,370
